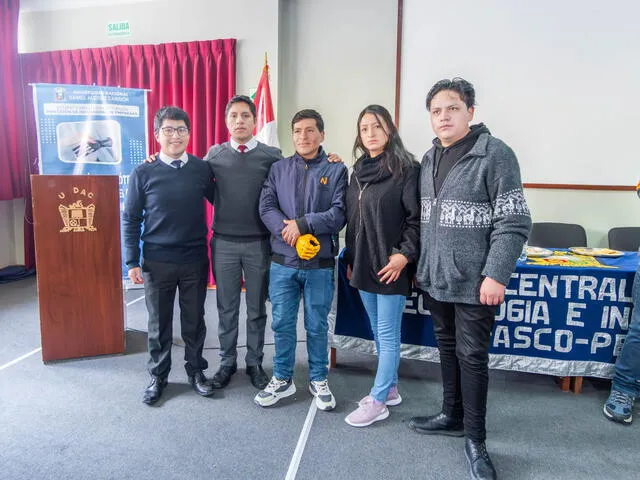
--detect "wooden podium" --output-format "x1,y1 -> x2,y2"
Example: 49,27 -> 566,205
31,175 -> 125,362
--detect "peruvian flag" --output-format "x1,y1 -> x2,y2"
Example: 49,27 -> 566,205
252,62 -> 279,148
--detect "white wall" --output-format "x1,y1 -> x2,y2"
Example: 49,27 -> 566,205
399,0 -> 639,186
525,189 -> 640,247
278,0 -> 398,162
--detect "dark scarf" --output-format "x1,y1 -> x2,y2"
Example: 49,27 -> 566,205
354,153 -> 393,184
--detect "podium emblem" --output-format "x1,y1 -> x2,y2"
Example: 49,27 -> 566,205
59,200 -> 97,232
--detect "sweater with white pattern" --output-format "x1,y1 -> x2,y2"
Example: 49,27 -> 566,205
416,132 -> 532,304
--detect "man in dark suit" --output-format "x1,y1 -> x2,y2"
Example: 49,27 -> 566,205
123,106 -> 215,405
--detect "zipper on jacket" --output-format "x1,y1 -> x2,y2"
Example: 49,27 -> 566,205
355,177 -> 369,244
298,163 -> 309,218
298,163 -> 310,268
432,150 -> 475,202
429,150 -> 475,285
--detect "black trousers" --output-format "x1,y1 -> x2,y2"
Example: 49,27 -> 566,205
142,258 -> 209,378
423,293 -> 497,442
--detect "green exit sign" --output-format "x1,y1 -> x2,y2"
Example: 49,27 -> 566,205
107,21 -> 131,37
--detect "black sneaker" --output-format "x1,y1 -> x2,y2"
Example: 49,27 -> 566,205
254,377 -> 296,407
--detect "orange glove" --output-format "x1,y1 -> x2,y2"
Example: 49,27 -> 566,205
296,234 -> 321,260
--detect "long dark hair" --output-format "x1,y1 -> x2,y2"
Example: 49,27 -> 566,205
352,104 -> 416,177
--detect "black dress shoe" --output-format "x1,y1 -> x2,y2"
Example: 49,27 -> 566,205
188,371 -> 214,397
246,365 -> 269,389
142,376 -> 168,405
408,411 -> 465,437
210,364 -> 237,389
465,438 -> 497,480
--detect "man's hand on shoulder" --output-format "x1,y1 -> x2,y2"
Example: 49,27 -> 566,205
480,276 -> 505,305
327,152 -> 343,164
144,152 -> 160,163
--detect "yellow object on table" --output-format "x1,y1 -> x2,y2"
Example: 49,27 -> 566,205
526,250 -> 614,268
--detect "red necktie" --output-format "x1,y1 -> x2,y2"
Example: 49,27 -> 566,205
238,145 -> 248,153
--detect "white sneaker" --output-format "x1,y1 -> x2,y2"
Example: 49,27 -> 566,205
309,379 -> 336,411
254,377 -> 296,407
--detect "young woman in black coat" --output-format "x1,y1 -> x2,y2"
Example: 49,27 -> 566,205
343,104 -> 420,427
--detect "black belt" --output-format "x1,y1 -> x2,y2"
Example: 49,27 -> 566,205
271,254 -> 335,269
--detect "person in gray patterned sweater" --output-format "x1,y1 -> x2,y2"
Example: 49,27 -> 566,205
408,78 -> 531,480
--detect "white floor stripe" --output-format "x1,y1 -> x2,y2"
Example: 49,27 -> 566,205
126,295 -> 145,307
0,347 -> 42,372
285,398 -> 318,480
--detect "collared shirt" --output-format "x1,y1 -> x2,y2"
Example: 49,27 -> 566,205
159,151 -> 189,168
230,136 -> 258,153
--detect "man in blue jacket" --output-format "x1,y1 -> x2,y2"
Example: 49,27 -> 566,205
256,109 -> 348,411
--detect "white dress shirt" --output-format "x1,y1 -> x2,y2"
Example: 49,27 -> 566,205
230,136 -> 258,152
159,151 -> 189,168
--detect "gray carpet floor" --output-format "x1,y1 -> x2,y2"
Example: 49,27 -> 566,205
0,277 -> 637,480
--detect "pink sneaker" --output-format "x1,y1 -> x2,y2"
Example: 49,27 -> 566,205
386,385 -> 402,406
358,385 -> 402,407
345,400 -> 389,427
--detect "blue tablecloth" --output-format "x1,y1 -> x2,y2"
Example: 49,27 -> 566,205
333,251 -> 639,378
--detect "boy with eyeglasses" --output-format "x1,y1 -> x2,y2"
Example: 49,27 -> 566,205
123,106 -> 216,405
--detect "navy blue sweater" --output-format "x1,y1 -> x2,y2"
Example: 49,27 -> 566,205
122,155 -> 214,267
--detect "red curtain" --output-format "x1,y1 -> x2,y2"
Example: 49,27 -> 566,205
20,39 -> 235,280
0,0 -> 29,201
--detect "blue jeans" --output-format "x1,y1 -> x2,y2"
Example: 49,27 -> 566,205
269,262 -> 334,381
358,290 -> 406,403
612,267 -> 640,398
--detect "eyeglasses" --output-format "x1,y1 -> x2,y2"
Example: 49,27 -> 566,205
160,126 -> 190,137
